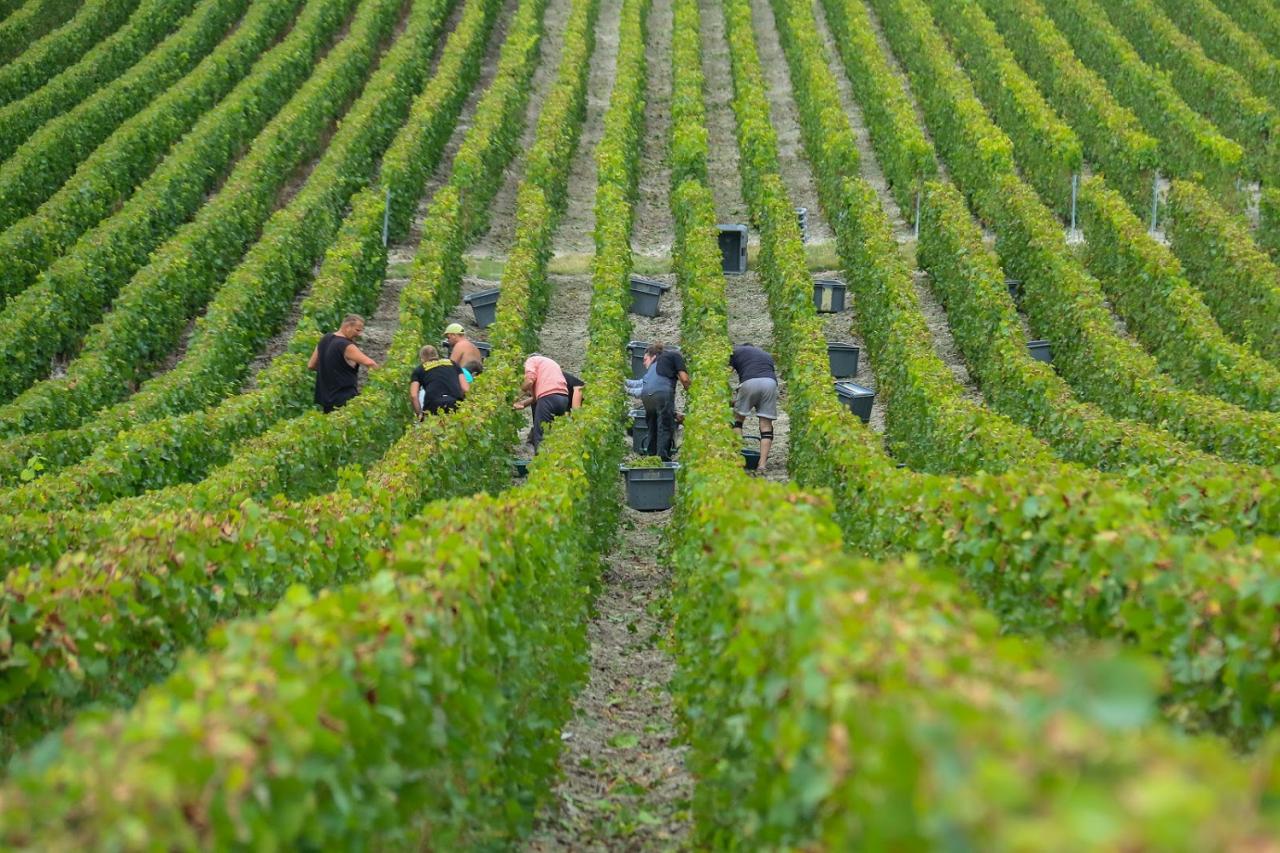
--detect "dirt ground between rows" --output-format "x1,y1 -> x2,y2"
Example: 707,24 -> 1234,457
628,0 -> 675,259
525,505 -> 691,851
745,0 -> 832,245
470,0 -> 576,258
526,264 -> 691,850
553,0 -> 625,255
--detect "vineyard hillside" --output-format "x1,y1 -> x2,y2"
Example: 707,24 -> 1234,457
0,0 -> 1278,847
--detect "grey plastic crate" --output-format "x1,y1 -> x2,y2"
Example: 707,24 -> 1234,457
620,463 -> 679,511
630,274 -> 671,291
463,288 -> 501,328
717,224 -> 748,275
814,278 -> 846,313
444,338 -> 490,360
629,276 -> 665,317
827,342 -> 860,377
628,340 -> 680,379
835,381 -> 874,423
1006,278 -> 1022,303
1027,340 -> 1052,363
628,408 -> 648,454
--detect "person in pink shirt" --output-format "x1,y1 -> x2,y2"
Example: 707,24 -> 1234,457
514,353 -> 570,451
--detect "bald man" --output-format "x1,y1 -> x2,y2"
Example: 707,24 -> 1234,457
309,314 -> 378,413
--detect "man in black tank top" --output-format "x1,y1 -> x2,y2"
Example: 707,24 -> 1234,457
309,314 -> 379,413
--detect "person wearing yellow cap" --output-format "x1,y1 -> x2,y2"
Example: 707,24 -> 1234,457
443,322 -> 483,369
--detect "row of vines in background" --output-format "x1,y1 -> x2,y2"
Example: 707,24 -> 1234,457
0,0 -> 382,404
781,0 -> 1280,539
0,0 -> 137,99
914,179 -> 1280,537
0,0 -> 497,516
730,0 -> 1058,477
860,0 -> 1280,467
1099,0 -> 1276,178
0,0 -> 213,166
774,0 -> 1273,540
0,0 -> 343,346
1077,178 -> 1280,412
1165,179 -> 1280,364
0,0 -> 300,299
0,0 -> 83,65
970,0 -> 1280,315
963,0 -> 1280,351
0,0 -> 490,494
919,0 -> 1280,420
1038,0 -> 1241,193
0,0 -> 456,440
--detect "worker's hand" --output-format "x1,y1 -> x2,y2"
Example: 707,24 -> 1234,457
513,401 -> 527,410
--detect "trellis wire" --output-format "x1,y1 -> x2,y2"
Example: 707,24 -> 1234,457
1149,170 -> 1160,233
382,186 -> 391,247
1070,172 -> 1079,234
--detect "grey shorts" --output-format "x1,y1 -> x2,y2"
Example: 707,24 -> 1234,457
734,377 -> 779,420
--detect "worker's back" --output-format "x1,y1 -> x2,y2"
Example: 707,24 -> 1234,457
315,333 -> 358,409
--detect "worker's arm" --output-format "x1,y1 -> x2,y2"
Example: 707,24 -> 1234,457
571,386 -> 583,409
678,370 -> 691,390
458,373 -> 471,394
345,344 -> 378,369
410,381 -> 423,417
307,344 -> 320,371
513,376 -> 535,409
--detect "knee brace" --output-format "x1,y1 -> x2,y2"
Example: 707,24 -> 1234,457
733,416 -> 745,429
759,427 -> 774,441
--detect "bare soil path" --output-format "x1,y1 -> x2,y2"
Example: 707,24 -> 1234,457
698,0 -> 749,224
743,0 -> 831,244
629,0 -> 674,259
553,0 -> 626,255
526,507 -> 691,851
726,271 -> 794,479
469,0 -> 576,258
448,0 -> 577,373
701,0 -> 799,472
808,0 -> 920,240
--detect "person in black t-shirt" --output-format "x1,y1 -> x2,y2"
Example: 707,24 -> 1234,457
309,314 -> 378,413
730,343 -> 780,470
563,371 -> 585,409
640,343 -> 689,460
410,345 -> 467,419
